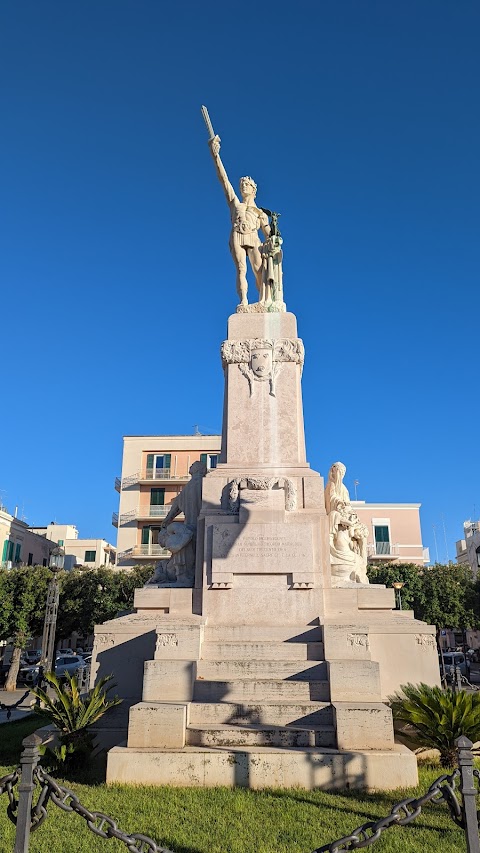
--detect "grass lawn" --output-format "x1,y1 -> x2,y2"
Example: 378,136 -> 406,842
0,719 -> 467,853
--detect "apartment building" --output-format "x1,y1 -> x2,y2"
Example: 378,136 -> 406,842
352,502 -> 429,566
114,435 -> 221,566
114,436 -> 428,568
456,520 -> 480,578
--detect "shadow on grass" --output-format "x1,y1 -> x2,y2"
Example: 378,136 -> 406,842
263,786 -> 459,836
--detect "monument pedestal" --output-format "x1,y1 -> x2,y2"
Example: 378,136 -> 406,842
99,311 -> 439,790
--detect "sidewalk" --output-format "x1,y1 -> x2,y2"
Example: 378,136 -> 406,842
0,689 -> 35,723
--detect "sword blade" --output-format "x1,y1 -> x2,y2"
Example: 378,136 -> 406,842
201,105 -> 215,139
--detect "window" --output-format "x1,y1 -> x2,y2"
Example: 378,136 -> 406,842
150,489 -> 165,506
58,539 -> 64,546
200,453 -> 218,470
146,454 -> 171,478
84,550 -> 96,562
374,525 -> 390,556
28,553 -> 33,566
476,546 -> 480,569
42,559 -> 47,567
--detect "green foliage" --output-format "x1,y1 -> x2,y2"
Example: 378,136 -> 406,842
56,564 -> 153,638
390,682 -> 480,767
0,565 -> 51,646
32,671 -> 122,768
367,561 -> 479,629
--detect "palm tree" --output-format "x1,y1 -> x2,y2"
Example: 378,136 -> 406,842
32,672 -> 121,766
390,682 -> 480,767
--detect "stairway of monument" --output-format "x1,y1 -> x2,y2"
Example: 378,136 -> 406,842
185,623 -> 336,749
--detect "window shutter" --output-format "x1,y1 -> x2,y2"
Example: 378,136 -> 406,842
146,454 -> 154,470
141,527 -> 150,545
200,454 -> 207,465
2,541 -> 8,561
150,489 -> 165,506
14,543 -> 21,562
164,454 -> 171,471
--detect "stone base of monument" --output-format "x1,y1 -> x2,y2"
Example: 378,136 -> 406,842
96,598 -> 438,790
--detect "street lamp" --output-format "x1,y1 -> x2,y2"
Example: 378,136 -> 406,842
392,581 -> 404,610
40,546 -> 65,674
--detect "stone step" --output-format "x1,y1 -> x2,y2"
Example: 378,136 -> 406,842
188,701 -> 333,727
196,660 -> 327,681
186,724 -> 336,748
193,679 -> 330,703
107,744 -> 418,790
201,641 -> 324,661
204,625 -> 322,643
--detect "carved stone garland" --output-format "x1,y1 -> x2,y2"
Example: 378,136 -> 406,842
229,476 -> 297,512
221,338 -> 304,397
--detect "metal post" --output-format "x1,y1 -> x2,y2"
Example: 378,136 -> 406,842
456,736 -> 480,853
14,734 -> 42,853
456,665 -> 463,692
40,570 -> 60,673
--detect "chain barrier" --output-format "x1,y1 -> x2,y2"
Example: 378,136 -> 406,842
33,766 -> 174,853
0,690 -> 31,720
313,770 -> 463,853
0,768 -> 20,824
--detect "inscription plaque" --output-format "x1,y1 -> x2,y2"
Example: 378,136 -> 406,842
211,523 -> 314,577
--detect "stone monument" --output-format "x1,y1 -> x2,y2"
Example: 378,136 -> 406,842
94,108 -> 440,790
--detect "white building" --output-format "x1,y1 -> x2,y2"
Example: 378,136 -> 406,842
1,507 -> 56,567
31,522 -> 116,569
456,520 -> 480,578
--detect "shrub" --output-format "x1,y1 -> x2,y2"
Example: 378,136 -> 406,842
390,682 -> 480,767
32,672 -> 121,768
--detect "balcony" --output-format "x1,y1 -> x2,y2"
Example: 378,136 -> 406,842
117,545 -> 170,562
112,512 -> 118,528
367,542 -> 400,560
117,506 -> 179,525
114,477 -> 121,493
137,505 -> 170,520
141,468 -> 190,484
116,470 -> 191,489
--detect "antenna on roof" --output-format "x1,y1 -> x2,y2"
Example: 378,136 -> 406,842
193,424 -> 201,436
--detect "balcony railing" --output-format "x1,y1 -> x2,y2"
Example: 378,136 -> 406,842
117,545 -> 170,561
143,469 -> 190,481
112,512 -> 118,527
138,505 -> 170,518
367,542 -> 400,558
117,470 -> 191,489
117,506 -> 175,525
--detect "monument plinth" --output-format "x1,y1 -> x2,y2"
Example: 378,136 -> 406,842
98,109 -> 440,790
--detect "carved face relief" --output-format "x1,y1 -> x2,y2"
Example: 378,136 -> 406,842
251,349 -> 273,380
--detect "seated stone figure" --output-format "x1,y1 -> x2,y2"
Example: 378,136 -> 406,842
146,461 -> 206,588
325,462 -> 369,585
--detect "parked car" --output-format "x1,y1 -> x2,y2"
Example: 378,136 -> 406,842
440,652 -> 470,679
23,650 -> 42,665
56,648 -> 74,657
19,655 -> 86,686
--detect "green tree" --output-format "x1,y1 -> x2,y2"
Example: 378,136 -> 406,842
0,566 -> 52,691
367,561 -> 479,634
56,565 -> 153,639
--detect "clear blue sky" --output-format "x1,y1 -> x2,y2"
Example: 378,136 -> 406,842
1,1 -> 478,562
